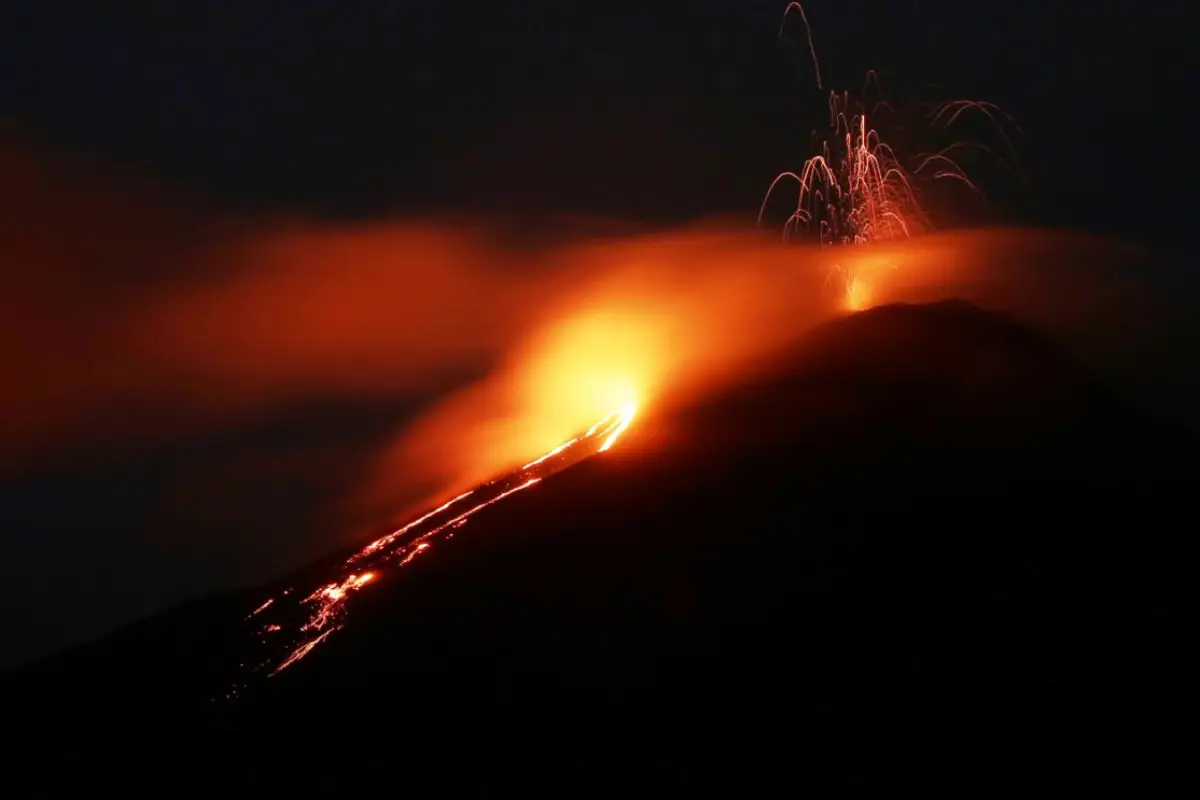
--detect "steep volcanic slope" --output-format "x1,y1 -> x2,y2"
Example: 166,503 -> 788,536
7,300 -> 1196,794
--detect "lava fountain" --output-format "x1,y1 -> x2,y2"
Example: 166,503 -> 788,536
763,1 -> 1019,311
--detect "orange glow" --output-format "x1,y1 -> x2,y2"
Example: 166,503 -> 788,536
4,134 -> 1152,659
843,278 -> 868,312
350,230 -> 840,519
828,256 -> 899,313
195,222 -> 1150,699
598,402 -> 636,451
7,145 -> 1131,550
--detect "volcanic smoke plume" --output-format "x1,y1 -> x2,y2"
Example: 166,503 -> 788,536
0,136 -> 1180,533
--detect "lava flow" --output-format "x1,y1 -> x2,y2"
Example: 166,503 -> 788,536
226,403 -> 635,695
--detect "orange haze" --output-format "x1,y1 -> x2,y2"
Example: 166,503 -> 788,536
0,141 -> 1164,526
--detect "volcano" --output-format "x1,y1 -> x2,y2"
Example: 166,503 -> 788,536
6,299 -> 1195,794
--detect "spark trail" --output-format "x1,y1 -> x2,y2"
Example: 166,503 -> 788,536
225,403 -> 636,697
762,2 -> 1015,311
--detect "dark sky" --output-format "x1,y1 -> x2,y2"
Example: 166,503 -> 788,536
0,0 -> 1188,667
2,1 -> 1187,233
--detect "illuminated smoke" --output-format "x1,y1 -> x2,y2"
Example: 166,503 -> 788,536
0,135 -> 1165,605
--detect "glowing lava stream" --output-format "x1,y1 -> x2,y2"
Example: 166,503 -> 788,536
231,403 -> 636,688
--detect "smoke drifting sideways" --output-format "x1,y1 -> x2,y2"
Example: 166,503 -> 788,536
1,139 -> 1193,544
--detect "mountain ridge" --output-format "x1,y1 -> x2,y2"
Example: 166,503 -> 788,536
6,298 -> 1195,793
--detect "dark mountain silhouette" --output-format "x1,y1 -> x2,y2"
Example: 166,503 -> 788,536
6,299 -> 1195,794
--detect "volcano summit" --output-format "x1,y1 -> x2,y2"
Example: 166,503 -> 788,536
6,300 -> 1194,794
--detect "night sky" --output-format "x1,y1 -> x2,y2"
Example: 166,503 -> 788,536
0,0 -> 1188,667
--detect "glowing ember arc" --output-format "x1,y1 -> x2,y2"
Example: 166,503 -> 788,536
235,403 -> 637,685
758,87 -> 929,311
780,1 -> 823,90
761,2 -> 1016,313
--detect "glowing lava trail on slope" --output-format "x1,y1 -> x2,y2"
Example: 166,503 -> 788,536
225,403 -> 635,696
